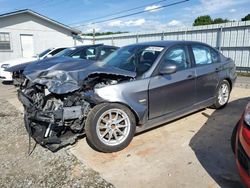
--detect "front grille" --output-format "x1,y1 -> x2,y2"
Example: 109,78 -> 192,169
238,141 -> 250,175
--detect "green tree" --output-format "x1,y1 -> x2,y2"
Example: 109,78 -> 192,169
241,14 -> 250,21
213,18 -> 229,24
83,31 -> 129,36
193,15 -> 213,26
193,15 -> 230,26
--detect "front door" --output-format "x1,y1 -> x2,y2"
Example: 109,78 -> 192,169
20,34 -> 34,58
148,45 -> 196,119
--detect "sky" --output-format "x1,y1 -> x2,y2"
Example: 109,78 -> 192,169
0,0 -> 249,33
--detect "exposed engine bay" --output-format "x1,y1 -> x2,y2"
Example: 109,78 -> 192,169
18,58 -> 136,151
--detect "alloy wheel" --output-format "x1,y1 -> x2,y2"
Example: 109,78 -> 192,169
96,108 -> 131,146
218,83 -> 229,106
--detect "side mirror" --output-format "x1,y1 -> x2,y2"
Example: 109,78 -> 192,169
159,62 -> 177,75
46,54 -> 53,58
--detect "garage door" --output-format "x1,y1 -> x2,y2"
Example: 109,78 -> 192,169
20,34 -> 34,58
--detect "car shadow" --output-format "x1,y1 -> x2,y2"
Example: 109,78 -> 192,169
2,81 -> 13,85
189,97 -> 250,188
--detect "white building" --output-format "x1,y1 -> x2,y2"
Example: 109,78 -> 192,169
0,9 -> 82,62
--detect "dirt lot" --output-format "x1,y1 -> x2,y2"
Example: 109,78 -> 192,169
0,81 -> 250,188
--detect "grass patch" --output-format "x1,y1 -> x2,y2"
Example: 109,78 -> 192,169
237,72 -> 250,77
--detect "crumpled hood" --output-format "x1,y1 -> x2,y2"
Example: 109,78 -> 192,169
23,56 -> 136,94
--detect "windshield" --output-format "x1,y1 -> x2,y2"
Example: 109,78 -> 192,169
38,49 -> 52,58
54,47 -> 76,57
54,46 -> 97,60
102,45 -> 164,75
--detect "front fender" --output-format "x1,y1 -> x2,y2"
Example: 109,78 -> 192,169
92,78 -> 150,124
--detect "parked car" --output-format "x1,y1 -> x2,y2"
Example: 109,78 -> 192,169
53,44 -> 119,61
7,44 -> 118,86
0,47 -> 66,81
231,102 -> 250,187
18,41 -> 236,152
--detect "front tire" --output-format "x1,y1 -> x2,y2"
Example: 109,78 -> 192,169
85,103 -> 136,152
212,80 -> 231,109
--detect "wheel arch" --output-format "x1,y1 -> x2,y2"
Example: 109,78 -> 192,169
224,77 -> 232,91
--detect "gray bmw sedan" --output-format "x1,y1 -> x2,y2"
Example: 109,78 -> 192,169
18,41 -> 237,152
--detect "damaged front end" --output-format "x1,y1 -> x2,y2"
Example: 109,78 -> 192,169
19,82 -> 91,151
19,60 -> 136,151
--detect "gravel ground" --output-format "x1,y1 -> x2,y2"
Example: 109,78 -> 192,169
0,99 -> 114,188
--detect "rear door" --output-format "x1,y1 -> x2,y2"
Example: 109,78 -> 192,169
20,34 -> 34,58
148,44 -> 196,119
190,44 -> 221,102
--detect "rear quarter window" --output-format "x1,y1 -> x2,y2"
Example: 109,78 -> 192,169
210,48 -> 221,63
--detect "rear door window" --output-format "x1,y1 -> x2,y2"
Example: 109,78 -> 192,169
210,48 -> 221,63
192,45 -> 213,66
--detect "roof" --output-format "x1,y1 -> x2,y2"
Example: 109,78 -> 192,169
128,40 -> 209,47
72,44 -> 119,49
0,9 -> 81,34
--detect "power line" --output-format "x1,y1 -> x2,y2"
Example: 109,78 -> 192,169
75,0 -> 189,28
69,0 -> 169,26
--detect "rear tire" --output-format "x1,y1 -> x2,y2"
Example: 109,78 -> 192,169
85,103 -> 136,153
212,80 -> 231,109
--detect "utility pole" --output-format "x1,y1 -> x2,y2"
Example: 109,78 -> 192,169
93,28 -> 95,44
